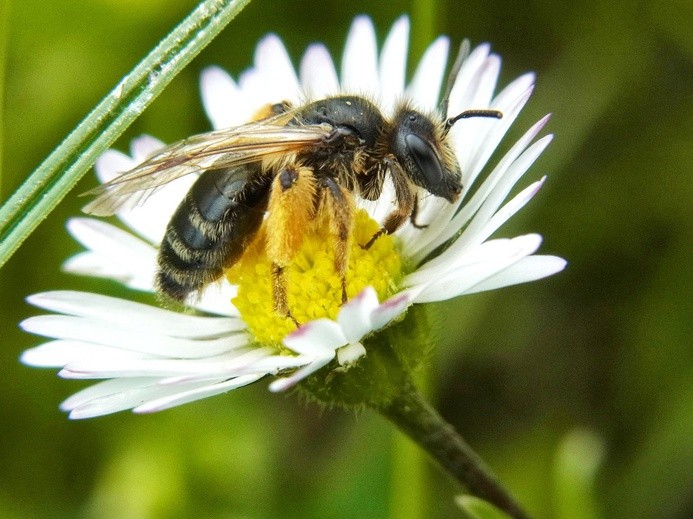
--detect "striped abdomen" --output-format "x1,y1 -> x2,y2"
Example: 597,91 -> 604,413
156,165 -> 270,302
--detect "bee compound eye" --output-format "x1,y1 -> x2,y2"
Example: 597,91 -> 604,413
404,133 -> 443,188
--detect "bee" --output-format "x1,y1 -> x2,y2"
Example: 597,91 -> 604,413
84,42 -> 502,319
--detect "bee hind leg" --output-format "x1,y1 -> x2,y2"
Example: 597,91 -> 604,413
266,166 -> 318,322
271,263 -> 299,326
319,177 -> 354,304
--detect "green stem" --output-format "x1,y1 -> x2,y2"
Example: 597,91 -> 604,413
390,425 -> 428,519
377,381 -> 533,519
0,0 -> 250,269
390,368 -> 431,519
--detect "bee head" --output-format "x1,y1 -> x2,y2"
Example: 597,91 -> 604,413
391,109 -> 462,203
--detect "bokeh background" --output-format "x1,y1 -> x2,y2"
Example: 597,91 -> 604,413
1,0 -> 691,518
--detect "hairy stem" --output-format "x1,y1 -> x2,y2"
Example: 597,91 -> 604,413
377,381 -> 533,519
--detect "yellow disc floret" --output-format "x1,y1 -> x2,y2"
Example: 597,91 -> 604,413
226,209 -> 402,345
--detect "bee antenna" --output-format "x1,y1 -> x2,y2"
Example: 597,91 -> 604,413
439,39 -> 471,118
443,109 -> 503,136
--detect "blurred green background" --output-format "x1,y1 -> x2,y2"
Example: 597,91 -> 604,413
1,0 -> 691,518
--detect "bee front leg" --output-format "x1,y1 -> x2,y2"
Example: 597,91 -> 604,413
409,194 -> 429,229
266,166 -> 318,321
319,177 -> 354,304
363,158 -> 415,249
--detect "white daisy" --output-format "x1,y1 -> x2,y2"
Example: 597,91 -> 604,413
20,15 -> 566,419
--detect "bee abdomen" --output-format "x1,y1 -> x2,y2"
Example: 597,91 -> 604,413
156,166 -> 269,302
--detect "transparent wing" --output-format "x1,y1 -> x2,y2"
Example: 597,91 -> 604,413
83,120 -> 332,216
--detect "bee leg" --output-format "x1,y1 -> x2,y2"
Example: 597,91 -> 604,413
363,158 -> 415,249
271,262 -> 289,316
266,166 -> 318,319
251,100 -> 293,121
409,194 -> 429,229
271,263 -> 299,326
319,177 -> 354,304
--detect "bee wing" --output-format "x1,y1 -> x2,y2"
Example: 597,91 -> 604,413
83,121 -> 332,216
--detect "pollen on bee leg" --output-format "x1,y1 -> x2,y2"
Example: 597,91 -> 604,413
265,166 -> 317,266
318,177 -> 355,304
250,100 -> 292,121
271,262 -> 299,326
225,209 -> 404,347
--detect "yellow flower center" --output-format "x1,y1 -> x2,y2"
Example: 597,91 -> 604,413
226,209 -> 403,345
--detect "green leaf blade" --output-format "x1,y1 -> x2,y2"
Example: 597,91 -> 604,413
0,0 -> 251,269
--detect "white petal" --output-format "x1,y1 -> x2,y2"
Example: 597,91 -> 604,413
99,136 -> 196,244
462,255 -> 567,294
412,235 -> 544,303
116,171 -> 196,246
200,66 -> 246,129
59,348 -> 271,379
449,55 -> 501,175
379,16 -> 409,113
26,291 -> 242,337
21,315 -> 249,359
492,72 -> 536,109
407,36 -> 449,109
300,44 -> 339,98
370,291 -> 414,331
463,112 -> 549,210
66,218 -> 152,261
472,177 -> 546,246
62,252 -> 152,292
192,281 -> 239,316
468,74 -> 538,181
446,43 -> 492,117
94,149 -> 135,183
462,81 -> 535,186
283,319 -> 346,356
130,135 -> 165,163
268,355 -> 334,393
61,377 -> 159,411
421,175 -> 547,277
254,34 -> 301,103
155,354 -> 310,385
20,340 -> 149,368
341,16 -> 378,94
337,287 -> 379,343
64,218 -> 156,291
453,138 -> 553,252
66,378 -> 220,419
406,237 -> 529,286
232,354 -> 313,375
133,374 -> 264,413
236,68 -> 267,110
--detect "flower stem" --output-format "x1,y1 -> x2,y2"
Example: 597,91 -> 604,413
0,0 -> 250,270
377,381 -> 533,519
